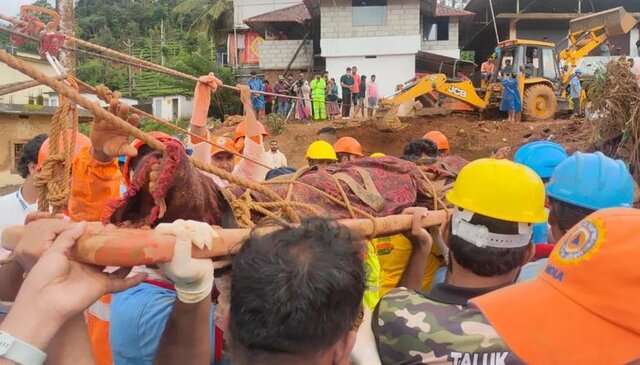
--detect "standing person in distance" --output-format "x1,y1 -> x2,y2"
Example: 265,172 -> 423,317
340,67 -> 354,120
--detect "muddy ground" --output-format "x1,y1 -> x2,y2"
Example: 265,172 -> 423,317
215,114 -> 593,168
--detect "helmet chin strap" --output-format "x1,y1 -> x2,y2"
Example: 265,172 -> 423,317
451,208 -> 532,249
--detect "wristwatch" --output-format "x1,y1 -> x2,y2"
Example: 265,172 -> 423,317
0,331 -> 47,365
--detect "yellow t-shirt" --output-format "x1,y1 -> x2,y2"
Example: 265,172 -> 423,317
373,234 -> 443,298
362,241 -> 381,310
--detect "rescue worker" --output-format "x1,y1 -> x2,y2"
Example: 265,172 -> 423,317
422,131 -> 450,156
189,73 -> 270,184
472,208 -> 640,364
520,152 -> 633,282
305,140 -> 337,167
309,72 -> 327,121
371,159 -> 546,363
334,137 -> 363,163
546,151 -> 634,244
513,141 -> 568,246
209,136 -> 236,174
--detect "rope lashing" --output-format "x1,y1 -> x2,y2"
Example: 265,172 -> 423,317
32,98 -> 77,213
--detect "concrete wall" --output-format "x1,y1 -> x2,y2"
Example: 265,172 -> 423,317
259,40 -> 313,70
234,0 -> 298,28
320,0 -> 420,39
326,54 -> 415,99
0,115 -> 50,187
421,17 -> 460,58
152,96 -> 194,121
0,53 -> 56,105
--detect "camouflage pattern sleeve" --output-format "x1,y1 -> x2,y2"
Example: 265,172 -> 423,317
372,288 -> 524,365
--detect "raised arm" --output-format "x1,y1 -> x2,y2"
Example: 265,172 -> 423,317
189,73 -> 223,164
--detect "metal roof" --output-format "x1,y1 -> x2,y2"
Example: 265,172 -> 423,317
435,4 -> 475,17
244,3 -> 311,25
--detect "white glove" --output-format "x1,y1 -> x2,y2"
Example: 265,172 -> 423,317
155,220 -> 216,303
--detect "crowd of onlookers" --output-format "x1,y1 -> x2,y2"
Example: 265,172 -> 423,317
246,66 -> 380,122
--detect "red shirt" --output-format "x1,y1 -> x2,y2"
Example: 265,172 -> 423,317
351,73 -> 361,93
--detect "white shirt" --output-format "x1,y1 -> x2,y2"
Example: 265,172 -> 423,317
267,150 -> 288,169
0,187 -> 37,259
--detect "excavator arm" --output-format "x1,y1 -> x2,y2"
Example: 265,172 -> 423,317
386,74 -> 487,109
558,7 -> 637,85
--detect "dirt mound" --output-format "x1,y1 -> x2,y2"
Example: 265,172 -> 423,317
212,115 -> 592,168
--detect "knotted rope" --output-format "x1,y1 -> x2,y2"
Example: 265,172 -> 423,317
32,97 -> 77,213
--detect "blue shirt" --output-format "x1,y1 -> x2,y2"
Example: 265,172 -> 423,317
570,75 -> 582,98
248,78 -> 265,108
110,283 -> 217,365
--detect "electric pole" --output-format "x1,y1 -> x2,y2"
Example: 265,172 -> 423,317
58,0 -> 76,76
123,38 -> 135,95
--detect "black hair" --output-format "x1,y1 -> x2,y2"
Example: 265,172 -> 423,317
449,209 -> 532,277
265,167 -> 296,180
549,197 -> 594,233
18,133 -> 47,178
264,80 -> 270,85
229,218 -> 365,359
346,67 -> 352,72
317,127 -> 337,137
401,139 -> 438,160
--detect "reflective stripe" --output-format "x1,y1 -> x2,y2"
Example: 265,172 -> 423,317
88,300 -> 111,321
367,285 -> 380,292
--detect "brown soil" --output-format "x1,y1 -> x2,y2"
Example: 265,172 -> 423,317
213,114 -> 593,168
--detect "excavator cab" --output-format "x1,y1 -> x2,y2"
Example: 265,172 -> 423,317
485,40 -> 561,120
491,41 -> 560,83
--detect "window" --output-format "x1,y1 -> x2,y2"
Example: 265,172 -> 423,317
11,142 -> 26,174
423,17 -> 449,41
352,0 -> 387,26
541,48 -> 559,81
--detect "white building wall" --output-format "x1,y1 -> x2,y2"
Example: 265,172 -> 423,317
178,96 -> 194,119
631,28 -> 639,57
326,54 -> 415,99
152,96 -> 193,121
0,53 -> 56,105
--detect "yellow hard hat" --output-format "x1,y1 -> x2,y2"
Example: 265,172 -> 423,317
305,140 -> 338,161
446,158 -> 546,223
370,152 -> 386,157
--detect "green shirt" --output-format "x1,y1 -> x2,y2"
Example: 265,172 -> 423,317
373,287 -> 523,365
340,74 -> 354,88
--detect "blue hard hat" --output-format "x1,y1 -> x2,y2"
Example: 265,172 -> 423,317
118,156 -> 126,164
546,151 -> 634,210
514,141 -> 568,179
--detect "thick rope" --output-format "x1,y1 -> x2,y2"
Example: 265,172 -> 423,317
32,100 -> 76,213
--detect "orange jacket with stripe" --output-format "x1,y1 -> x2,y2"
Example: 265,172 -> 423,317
68,146 -> 121,365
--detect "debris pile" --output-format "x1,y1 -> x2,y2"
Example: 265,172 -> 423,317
587,59 -> 640,181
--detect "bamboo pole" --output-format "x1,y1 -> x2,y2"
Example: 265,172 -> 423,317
1,211 -> 448,266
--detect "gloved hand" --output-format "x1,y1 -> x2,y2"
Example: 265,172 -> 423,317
155,219 -> 216,303
191,73 -> 223,128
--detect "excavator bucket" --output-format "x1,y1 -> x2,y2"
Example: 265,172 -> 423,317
570,7 -> 637,36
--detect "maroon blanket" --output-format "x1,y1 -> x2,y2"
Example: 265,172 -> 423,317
105,142 -> 466,226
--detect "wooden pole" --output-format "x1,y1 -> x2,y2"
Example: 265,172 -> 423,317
1,211 -> 448,266
58,0 -> 76,76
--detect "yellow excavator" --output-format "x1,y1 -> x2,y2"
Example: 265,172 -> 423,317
377,6 -> 637,124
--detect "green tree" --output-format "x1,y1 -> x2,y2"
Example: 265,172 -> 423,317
172,0 -> 233,48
